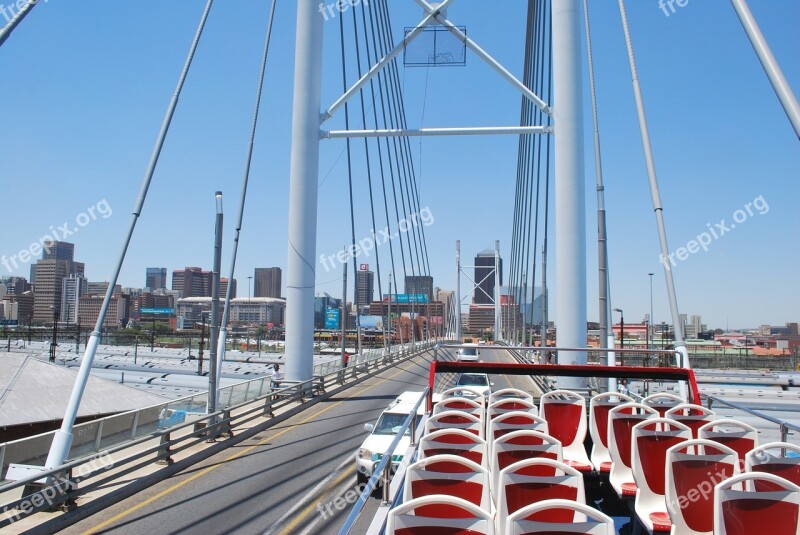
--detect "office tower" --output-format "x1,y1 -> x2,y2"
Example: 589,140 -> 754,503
355,267 -> 374,309
474,249 -> 503,305
220,278 -> 237,299
404,275 -> 434,301
254,267 -> 282,298
172,267 -> 211,298
61,274 -> 87,324
146,267 -> 167,290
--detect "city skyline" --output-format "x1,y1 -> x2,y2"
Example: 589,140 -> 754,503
0,2 -> 797,330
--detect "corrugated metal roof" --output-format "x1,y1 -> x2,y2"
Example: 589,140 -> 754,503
0,353 -> 171,427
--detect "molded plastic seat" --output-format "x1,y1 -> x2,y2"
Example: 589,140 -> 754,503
607,402 -> 658,499
746,442 -> 800,488
487,398 -> 538,422
698,419 -> 758,466
665,403 -> 715,439
714,472 -> 800,535
631,418 -> 692,533
505,499 -> 615,535
496,458 -> 585,531
490,430 -> 562,491
419,429 -> 487,467
488,411 -> 548,444
540,390 -> 592,471
488,388 -> 533,407
386,495 -> 495,535
426,410 -> 484,438
643,393 -> 684,417
665,439 -> 740,535
589,392 -> 634,473
404,455 -> 492,513
434,397 -> 485,422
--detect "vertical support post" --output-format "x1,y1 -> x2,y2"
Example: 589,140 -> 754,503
208,192 -> 224,427
553,0 -> 587,386
285,0 -> 324,383
387,274 -> 392,353
341,262 -> 348,369
494,240 -> 501,342
455,241 -> 462,340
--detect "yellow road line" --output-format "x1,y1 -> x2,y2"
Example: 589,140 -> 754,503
82,361 -> 419,534
278,465 -> 355,535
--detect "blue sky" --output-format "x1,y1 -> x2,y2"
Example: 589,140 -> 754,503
1,0 -> 797,330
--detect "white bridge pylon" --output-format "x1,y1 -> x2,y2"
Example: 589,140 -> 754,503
284,0 -> 587,383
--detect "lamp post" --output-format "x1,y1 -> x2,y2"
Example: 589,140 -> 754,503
247,275 -> 252,351
613,308 -> 624,366
198,313 -> 206,375
49,305 -> 59,362
648,273 -> 654,352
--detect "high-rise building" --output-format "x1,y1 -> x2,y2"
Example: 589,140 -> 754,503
32,259 -> 70,324
355,267 -> 374,309
30,241 -> 84,323
404,275 -> 434,302
42,240 -> 75,262
2,277 -> 31,296
145,267 -> 167,290
474,249 -> 503,305
86,281 -> 122,296
220,278 -> 237,299
61,275 -> 87,324
78,295 -> 126,329
172,267 -> 211,298
254,267 -> 282,298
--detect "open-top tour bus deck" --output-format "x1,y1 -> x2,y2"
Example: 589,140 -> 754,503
340,344 -> 800,535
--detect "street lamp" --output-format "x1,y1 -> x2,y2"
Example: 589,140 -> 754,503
648,272 -> 654,352
247,275 -> 253,351
613,308 -> 624,366
49,305 -> 59,362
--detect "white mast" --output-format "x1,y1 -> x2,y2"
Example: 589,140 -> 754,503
553,0 -> 588,386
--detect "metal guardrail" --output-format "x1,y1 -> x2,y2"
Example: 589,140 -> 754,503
338,389 -> 429,535
0,341 -> 434,528
702,393 -> 800,443
0,342 -> 420,483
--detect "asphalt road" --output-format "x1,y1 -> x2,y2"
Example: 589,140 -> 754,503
43,346 -> 539,535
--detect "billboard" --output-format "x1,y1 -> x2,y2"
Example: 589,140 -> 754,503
325,308 -> 340,330
382,293 -> 429,304
140,307 -> 175,315
359,315 -> 384,329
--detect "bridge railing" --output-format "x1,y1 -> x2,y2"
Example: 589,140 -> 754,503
0,340 -> 435,528
0,341 -> 427,487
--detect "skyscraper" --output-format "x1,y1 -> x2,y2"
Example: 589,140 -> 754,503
31,241 -> 83,324
146,267 -> 167,290
404,275 -> 434,301
61,274 -> 87,324
474,249 -> 502,305
355,267 -> 374,309
172,267 -> 210,298
254,267 -> 282,298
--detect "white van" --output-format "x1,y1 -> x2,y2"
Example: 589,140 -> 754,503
456,343 -> 480,362
355,391 -> 425,484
